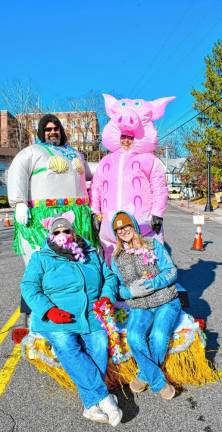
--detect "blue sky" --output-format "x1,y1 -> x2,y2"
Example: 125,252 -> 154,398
0,0 -> 221,138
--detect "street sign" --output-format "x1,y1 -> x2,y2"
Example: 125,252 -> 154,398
193,215 -> 205,225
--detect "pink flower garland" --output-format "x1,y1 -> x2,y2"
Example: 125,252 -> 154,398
49,234 -> 86,262
124,243 -> 157,265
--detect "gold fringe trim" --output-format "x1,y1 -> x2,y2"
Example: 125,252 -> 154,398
25,332 -> 221,392
26,340 -> 76,392
164,333 -> 222,385
106,357 -> 138,389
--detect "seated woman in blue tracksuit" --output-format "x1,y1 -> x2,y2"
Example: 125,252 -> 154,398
20,210 -> 122,427
111,211 -> 181,399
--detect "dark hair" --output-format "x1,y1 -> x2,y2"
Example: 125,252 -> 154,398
37,114 -> 67,146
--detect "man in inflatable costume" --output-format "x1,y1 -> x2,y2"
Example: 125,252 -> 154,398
8,114 -> 95,313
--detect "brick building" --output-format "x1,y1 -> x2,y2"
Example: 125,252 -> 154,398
0,110 -> 30,196
0,110 -> 29,157
0,110 -> 102,194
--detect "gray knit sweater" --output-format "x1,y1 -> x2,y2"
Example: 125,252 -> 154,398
113,239 -> 177,309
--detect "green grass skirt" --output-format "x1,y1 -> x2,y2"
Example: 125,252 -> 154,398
13,204 -> 97,255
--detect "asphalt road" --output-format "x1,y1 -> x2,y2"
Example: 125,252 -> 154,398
0,205 -> 221,432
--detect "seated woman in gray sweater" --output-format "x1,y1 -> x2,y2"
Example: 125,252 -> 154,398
111,211 -> 181,399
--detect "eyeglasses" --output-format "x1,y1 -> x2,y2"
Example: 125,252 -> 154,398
120,135 -> 134,140
53,229 -> 72,236
44,126 -> 60,132
116,225 -> 132,234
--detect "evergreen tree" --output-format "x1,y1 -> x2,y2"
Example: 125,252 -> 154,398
184,40 -> 222,192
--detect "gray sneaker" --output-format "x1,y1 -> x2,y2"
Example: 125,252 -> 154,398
83,405 -> 109,423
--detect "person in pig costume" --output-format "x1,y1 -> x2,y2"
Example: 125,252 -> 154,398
91,94 -> 174,264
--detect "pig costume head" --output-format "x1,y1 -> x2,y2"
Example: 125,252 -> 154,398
102,94 -> 175,154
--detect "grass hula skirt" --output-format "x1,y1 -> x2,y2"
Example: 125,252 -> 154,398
21,302 -> 221,392
13,202 -> 97,255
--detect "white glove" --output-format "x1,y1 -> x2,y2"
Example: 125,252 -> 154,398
15,203 -> 31,225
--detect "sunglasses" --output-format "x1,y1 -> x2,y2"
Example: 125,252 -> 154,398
120,135 -> 134,140
53,229 -> 72,236
44,126 -> 60,132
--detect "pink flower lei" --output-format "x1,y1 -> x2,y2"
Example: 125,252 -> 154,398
123,242 -> 157,265
49,234 -> 86,262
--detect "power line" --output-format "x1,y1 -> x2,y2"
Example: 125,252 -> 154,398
159,95 -> 222,142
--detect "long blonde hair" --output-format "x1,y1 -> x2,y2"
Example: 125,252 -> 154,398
113,229 -> 147,257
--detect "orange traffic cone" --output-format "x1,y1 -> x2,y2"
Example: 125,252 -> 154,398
4,211 -> 12,227
192,224 -> 204,251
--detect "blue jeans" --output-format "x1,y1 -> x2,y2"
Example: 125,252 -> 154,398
127,298 -> 181,393
43,330 -> 109,409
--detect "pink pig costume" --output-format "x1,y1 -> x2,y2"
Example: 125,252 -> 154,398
91,94 -> 175,265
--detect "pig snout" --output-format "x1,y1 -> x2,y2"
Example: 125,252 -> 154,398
115,109 -> 140,131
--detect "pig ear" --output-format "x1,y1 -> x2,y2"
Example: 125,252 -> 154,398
41,217 -> 53,230
61,210 -> 75,225
103,94 -> 118,118
149,96 -> 176,121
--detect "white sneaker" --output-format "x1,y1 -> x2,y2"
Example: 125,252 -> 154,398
83,405 -> 109,423
99,394 -> 123,427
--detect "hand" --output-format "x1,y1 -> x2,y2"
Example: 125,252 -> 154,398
129,279 -> 154,298
92,213 -> 102,233
46,307 -> 74,324
151,215 -> 163,234
15,203 -> 31,225
96,214 -> 103,222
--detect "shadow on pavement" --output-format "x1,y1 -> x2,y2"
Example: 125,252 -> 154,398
115,386 -> 139,423
203,240 -> 213,249
165,241 -> 222,363
178,259 -> 222,363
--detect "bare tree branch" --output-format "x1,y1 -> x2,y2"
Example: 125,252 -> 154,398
0,80 -> 41,150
